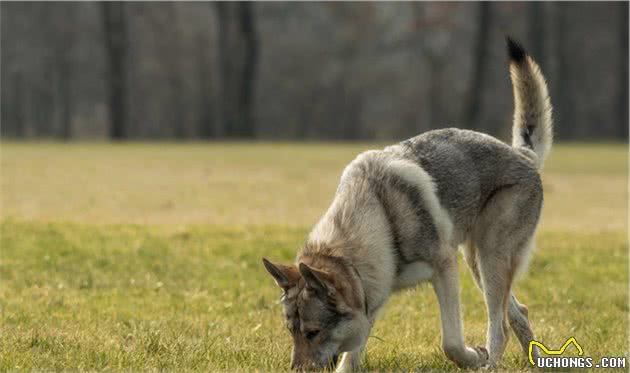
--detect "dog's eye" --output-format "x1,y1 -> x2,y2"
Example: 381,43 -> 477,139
305,329 -> 320,340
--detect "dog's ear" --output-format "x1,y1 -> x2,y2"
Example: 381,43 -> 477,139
298,262 -> 335,296
262,258 -> 299,291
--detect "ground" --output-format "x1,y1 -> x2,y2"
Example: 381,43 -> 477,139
1,142 -> 627,372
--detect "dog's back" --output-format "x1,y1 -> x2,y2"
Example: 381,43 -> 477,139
396,128 -> 542,243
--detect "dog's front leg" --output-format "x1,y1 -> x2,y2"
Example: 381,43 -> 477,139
335,348 -> 362,373
336,312 -> 374,372
432,256 -> 488,369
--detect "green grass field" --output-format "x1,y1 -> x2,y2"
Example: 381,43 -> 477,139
1,142 -> 628,372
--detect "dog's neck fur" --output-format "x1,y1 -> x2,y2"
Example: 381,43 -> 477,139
301,164 -> 398,317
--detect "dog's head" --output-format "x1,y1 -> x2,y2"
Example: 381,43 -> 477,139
262,258 -> 369,370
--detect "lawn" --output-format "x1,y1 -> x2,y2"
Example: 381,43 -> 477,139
1,142 -> 628,372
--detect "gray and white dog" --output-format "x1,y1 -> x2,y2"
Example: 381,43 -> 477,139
263,37 -> 551,371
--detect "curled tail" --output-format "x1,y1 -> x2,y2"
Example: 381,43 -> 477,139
507,37 -> 553,170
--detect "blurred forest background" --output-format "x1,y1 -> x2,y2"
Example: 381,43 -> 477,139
1,1 -> 628,141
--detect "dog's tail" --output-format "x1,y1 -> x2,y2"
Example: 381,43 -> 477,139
507,37 -> 553,170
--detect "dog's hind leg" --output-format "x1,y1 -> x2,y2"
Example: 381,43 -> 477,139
473,182 -> 543,366
464,237 -> 510,365
464,239 -> 540,363
464,238 -> 512,366
509,292 -> 540,361
465,234 -> 512,366
462,238 -> 482,290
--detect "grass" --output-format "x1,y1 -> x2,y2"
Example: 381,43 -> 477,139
0,142 -> 628,371
1,142 -> 626,232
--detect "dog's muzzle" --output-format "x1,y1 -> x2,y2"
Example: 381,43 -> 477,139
291,354 -> 340,371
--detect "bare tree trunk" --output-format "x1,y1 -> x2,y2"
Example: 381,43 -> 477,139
50,4 -> 75,140
195,34 -> 214,139
427,54 -> 444,127
528,2 -> 545,65
464,2 -> 491,130
102,1 -> 128,140
168,3 -> 186,139
13,71 -> 26,138
342,93 -> 363,140
618,1 -> 629,140
215,1 -> 258,138
238,2 -> 258,138
215,2 -> 232,137
58,68 -> 73,140
55,40 -> 73,140
554,3 -> 574,140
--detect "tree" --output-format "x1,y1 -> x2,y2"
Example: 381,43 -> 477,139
238,2 -> 258,138
166,3 -> 186,139
553,2 -> 574,140
50,4 -> 76,140
195,33 -> 215,139
528,2 -> 545,65
618,1 -> 629,139
464,2 -> 491,130
215,1 -> 258,138
102,2 -> 128,139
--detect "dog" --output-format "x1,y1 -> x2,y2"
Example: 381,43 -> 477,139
262,37 -> 551,371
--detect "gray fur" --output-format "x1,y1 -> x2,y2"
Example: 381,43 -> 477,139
399,128 -> 542,245
262,38 -> 552,371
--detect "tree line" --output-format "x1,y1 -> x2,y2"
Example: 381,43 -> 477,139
1,2 -> 627,141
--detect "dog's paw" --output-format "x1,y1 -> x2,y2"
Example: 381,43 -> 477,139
529,344 -> 542,361
473,346 -> 489,369
474,346 -> 489,360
